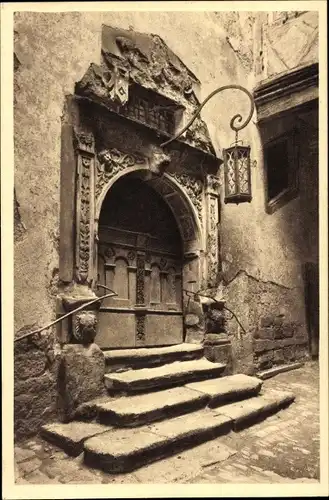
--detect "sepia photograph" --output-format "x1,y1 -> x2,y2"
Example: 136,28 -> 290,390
1,1 -> 328,497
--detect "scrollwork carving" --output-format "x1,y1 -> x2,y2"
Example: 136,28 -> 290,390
96,148 -> 145,199
169,172 -> 203,223
136,315 -> 146,342
77,157 -> 91,283
136,253 -> 146,304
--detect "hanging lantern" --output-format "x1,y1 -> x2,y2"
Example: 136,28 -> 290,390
223,139 -> 252,204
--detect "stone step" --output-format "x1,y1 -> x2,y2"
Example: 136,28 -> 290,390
103,343 -> 204,373
40,421 -> 110,457
256,362 -> 304,380
75,374 -> 262,427
104,359 -> 226,393
82,388 -> 295,473
185,374 -> 263,407
213,389 -> 295,430
83,409 -> 232,473
94,387 -> 210,427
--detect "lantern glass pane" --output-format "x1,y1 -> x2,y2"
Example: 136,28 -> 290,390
226,150 -> 237,194
237,148 -> 250,194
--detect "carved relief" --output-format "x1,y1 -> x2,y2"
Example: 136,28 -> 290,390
136,315 -> 146,342
127,250 -> 136,264
206,196 -> 219,286
74,130 -> 95,153
104,246 -> 116,260
206,174 -> 220,195
96,148 -> 145,199
74,127 -> 96,286
101,53 -> 130,105
73,311 -> 98,344
169,172 -> 203,223
78,157 -> 91,283
136,253 -> 146,304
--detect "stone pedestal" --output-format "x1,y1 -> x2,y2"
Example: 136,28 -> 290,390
202,299 -> 233,374
203,334 -> 233,375
57,343 -> 107,422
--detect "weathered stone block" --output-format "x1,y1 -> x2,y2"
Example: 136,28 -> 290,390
274,327 -> 284,339
58,343 -> 106,422
253,339 -> 274,353
283,346 -> 296,362
254,328 -> 274,340
273,315 -> 284,327
273,348 -> 284,364
203,342 -> 233,375
282,324 -> 294,338
14,350 -> 46,380
14,372 -> 58,441
260,315 -> 275,327
295,344 -> 308,360
257,350 -> 274,369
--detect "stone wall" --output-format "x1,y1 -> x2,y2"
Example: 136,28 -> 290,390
14,329 -> 60,441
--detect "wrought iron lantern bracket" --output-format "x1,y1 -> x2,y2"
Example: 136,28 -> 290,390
160,84 -> 255,204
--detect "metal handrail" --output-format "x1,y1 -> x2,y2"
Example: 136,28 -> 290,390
183,287 -> 247,335
14,285 -> 117,342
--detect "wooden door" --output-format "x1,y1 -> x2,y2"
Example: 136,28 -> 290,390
96,176 -> 183,348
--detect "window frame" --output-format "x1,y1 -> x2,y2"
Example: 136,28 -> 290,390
264,129 -> 299,214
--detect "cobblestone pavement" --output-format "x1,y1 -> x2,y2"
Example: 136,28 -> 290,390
14,361 -> 320,485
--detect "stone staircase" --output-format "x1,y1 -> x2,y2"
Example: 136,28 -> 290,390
41,343 -> 295,474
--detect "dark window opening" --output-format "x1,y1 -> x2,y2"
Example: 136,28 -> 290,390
264,131 -> 299,214
266,140 -> 290,200
122,90 -> 177,135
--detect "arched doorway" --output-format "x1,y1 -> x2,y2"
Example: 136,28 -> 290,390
96,172 -> 184,348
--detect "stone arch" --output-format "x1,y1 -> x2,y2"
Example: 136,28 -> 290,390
95,165 -> 203,256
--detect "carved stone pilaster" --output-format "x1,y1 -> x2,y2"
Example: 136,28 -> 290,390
74,129 -> 95,285
205,175 -> 220,287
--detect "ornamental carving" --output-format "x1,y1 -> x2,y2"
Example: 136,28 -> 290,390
207,196 -> 219,286
169,172 -> 203,223
206,174 -> 220,194
77,156 -> 91,283
96,148 -> 145,199
136,315 -> 146,342
74,129 -> 95,153
104,246 -> 115,260
207,238 -> 218,286
136,253 -> 146,304
73,311 -> 98,344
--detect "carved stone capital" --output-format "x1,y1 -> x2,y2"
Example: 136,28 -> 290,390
74,128 -> 95,154
206,174 -> 220,196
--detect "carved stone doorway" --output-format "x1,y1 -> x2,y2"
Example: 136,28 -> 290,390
96,172 -> 184,348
